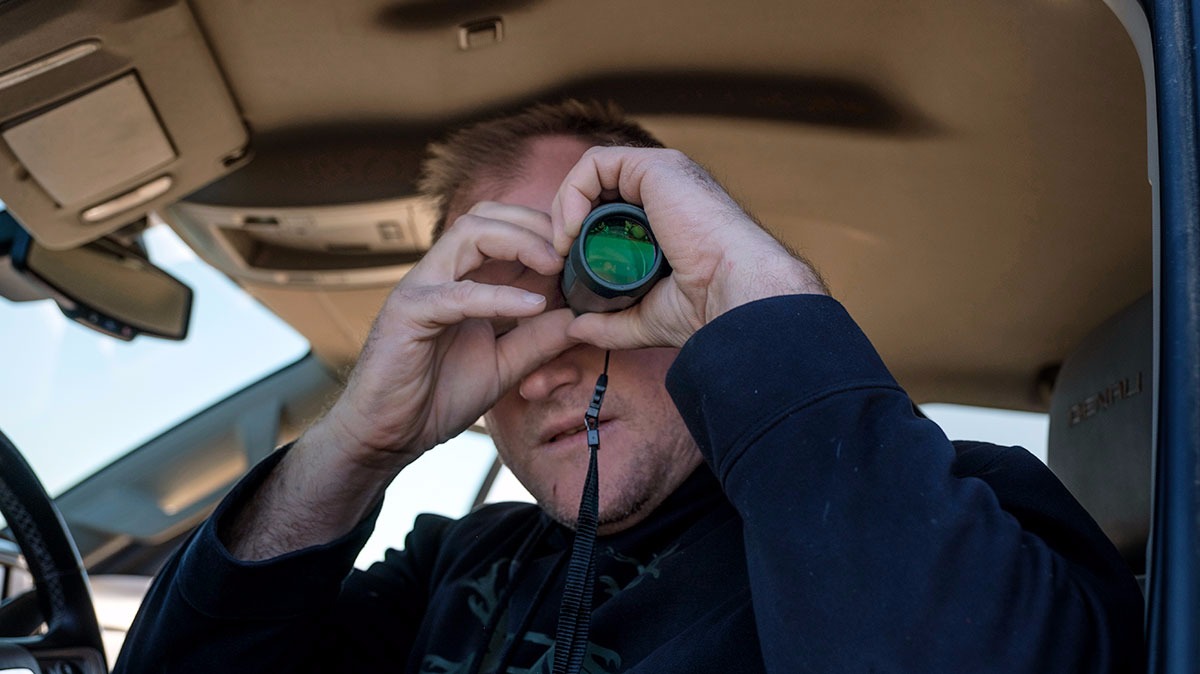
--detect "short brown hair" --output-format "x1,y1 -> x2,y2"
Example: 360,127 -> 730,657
419,99 -> 664,237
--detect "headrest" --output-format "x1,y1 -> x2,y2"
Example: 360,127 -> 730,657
1047,294 -> 1152,574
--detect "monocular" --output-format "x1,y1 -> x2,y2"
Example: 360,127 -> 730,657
561,203 -> 669,314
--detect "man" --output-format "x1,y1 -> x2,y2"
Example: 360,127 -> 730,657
116,100 -> 1145,673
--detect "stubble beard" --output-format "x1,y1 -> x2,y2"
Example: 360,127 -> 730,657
530,436 -> 693,534
537,464 -> 656,532
489,389 -> 703,534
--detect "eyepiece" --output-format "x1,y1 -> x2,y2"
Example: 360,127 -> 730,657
562,203 -> 669,314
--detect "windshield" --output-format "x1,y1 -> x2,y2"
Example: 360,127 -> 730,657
0,202 -> 310,499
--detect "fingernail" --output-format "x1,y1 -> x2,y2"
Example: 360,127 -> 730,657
521,292 -> 546,305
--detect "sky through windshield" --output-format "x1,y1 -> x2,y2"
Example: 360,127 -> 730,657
0,208 -> 310,498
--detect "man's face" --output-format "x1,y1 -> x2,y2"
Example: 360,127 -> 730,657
452,135 -> 703,534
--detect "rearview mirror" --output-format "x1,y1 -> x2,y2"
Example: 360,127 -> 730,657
11,230 -> 193,341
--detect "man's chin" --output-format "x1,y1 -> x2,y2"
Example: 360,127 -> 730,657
596,495 -> 655,535
538,489 -> 655,536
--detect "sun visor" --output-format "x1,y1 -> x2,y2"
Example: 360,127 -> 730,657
0,0 -> 249,250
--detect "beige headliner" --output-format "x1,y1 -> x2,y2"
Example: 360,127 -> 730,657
181,0 -> 1150,412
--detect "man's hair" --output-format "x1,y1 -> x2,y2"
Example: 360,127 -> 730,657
419,99 -> 664,237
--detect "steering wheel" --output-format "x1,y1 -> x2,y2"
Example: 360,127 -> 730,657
0,428 -> 107,673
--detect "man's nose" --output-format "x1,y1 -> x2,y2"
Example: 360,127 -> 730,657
518,348 -> 586,402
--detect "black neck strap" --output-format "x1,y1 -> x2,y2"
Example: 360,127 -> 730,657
552,350 -> 609,674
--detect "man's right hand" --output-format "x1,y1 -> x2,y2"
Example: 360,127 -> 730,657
226,203 -> 576,560
323,201 -> 576,471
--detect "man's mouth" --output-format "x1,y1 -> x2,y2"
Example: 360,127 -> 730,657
541,416 -> 613,446
550,424 -> 589,444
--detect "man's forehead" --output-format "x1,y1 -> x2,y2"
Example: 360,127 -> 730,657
452,135 -> 593,222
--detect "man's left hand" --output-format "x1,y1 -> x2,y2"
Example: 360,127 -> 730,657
551,146 -> 828,350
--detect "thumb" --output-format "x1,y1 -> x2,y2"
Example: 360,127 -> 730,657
566,279 -> 700,349
566,306 -> 662,351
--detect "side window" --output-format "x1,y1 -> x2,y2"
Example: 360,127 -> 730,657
922,403 -> 1049,463
0,538 -> 33,607
485,464 -> 537,504
356,431 -> 505,568
355,430 -> 537,569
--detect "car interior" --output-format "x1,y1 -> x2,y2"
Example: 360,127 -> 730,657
0,0 -> 1171,670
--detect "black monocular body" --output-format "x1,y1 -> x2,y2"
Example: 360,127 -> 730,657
561,203 -> 670,314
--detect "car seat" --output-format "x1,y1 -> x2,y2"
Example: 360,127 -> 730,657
1047,293 -> 1152,583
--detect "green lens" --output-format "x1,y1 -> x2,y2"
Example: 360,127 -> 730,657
582,217 -> 656,286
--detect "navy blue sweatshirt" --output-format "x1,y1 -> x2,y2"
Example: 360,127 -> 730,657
114,295 -> 1145,673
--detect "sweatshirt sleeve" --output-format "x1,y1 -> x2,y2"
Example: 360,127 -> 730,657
113,446 -> 446,673
665,294 -> 1145,673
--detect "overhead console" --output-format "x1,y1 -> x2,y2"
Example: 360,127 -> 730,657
161,130 -> 437,288
0,0 -> 249,250
164,196 -> 435,288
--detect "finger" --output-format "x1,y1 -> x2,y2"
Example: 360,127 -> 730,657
565,306 -> 662,351
493,308 -> 577,388
467,201 -> 554,241
407,217 -> 562,285
550,147 -> 652,255
401,281 -> 548,331
444,216 -> 561,279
